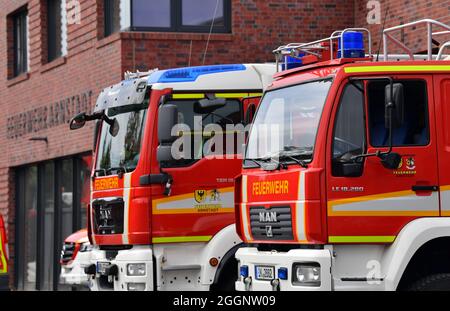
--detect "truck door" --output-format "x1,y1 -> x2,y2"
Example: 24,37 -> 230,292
434,75 -> 450,216
151,93 -> 259,243
326,76 -> 439,243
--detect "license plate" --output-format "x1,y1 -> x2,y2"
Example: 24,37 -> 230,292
255,266 -> 275,280
97,261 -> 111,275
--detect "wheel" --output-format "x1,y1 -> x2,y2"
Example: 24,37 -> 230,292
408,273 -> 450,291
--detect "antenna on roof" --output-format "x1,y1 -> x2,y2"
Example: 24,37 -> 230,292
376,3 -> 390,61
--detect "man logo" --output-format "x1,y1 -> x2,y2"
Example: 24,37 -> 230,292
265,226 -> 273,238
194,190 -> 207,203
259,211 -> 277,223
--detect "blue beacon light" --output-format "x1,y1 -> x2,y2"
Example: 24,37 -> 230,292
338,31 -> 365,58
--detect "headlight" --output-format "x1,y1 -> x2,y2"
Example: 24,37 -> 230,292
79,243 -> 93,252
127,283 -> 146,291
127,263 -> 146,276
292,263 -> 321,287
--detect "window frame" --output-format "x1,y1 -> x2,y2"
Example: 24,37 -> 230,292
331,81 -> 367,161
367,79 -> 431,148
47,0 -> 65,63
104,0 -> 121,37
130,0 -> 231,34
330,80 -> 367,177
12,8 -> 28,77
14,154 -> 91,291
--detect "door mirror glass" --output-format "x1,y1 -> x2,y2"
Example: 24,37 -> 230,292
108,118 -> 120,137
69,112 -> 87,130
378,152 -> 402,170
244,103 -> 256,125
158,104 -> 179,144
385,83 -> 404,128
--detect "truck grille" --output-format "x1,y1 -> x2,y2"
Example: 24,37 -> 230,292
249,205 -> 294,241
92,198 -> 124,235
60,242 -> 76,264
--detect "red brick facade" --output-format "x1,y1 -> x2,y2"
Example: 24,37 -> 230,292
0,0 -> 448,289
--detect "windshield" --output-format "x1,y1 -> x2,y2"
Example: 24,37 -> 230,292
96,101 -> 148,176
245,79 -> 332,161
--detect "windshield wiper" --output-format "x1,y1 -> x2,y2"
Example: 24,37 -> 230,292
266,147 -> 312,168
279,154 -> 308,168
105,166 -> 129,175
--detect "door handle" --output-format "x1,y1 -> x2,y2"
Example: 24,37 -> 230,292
411,185 -> 439,192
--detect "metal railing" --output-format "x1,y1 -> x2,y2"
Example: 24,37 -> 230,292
383,19 -> 450,61
437,41 -> 450,60
273,28 -> 372,71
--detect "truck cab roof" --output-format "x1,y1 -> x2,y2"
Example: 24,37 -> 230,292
94,63 -> 276,113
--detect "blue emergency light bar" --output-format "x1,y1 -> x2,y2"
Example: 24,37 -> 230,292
338,31 -> 365,58
148,64 -> 246,84
282,52 -> 305,70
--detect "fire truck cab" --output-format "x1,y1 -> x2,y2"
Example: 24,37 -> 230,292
235,19 -> 450,291
70,64 -> 275,291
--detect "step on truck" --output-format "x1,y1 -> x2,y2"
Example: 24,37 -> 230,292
234,19 -> 450,291
69,63 -> 275,291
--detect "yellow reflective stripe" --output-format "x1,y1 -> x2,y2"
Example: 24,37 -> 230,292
215,93 -> 250,98
345,65 -> 450,74
176,130 -> 242,136
152,236 -> 212,243
329,236 -> 396,243
172,94 -> 205,99
172,93 -> 261,99
0,235 -> 6,273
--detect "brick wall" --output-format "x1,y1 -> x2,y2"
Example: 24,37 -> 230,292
355,0 -> 450,55
121,0 -> 355,71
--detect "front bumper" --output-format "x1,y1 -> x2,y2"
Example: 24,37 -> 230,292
60,250 -> 92,287
60,264 -> 90,287
235,247 -> 332,291
88,246 -> 153,291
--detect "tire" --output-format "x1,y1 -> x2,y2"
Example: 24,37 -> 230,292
408,273 -> 450,291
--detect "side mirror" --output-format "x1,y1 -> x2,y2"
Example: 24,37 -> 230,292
157,145 -> 176,163
158,104 -> 179,144
244,103 -> 256,125
194,98 -> 226,114
70,112 -> 87,130
378,152 -> 402,170
385,83 -> 404,128
108,118 -> 120,137
332,160 -> 363,177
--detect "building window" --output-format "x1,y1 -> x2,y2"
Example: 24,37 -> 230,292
15,155 -> 91,290
47,0 -> 67,62
12,9 -> 28,77
131,0 -> 231,33
104,0 -> 121,37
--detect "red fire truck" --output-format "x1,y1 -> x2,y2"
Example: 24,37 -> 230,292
235,19 -> 450,291
70,63 -> 275,290
0,215 -> 8,290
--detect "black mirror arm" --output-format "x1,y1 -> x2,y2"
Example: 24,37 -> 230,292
101,113 -> 115,126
